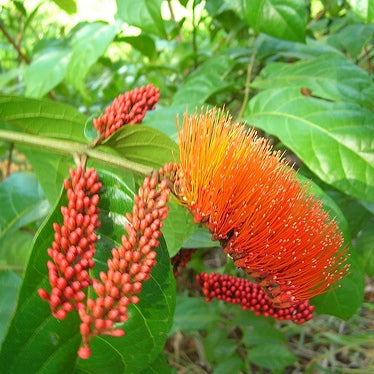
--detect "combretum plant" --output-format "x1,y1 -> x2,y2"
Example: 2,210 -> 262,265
0,85 -> 353,371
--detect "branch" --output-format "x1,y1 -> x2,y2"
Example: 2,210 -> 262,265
0,22 -> 30,63
0,129 -> 153,176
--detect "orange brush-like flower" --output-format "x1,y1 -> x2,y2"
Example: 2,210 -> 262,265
176,108 -> 349,307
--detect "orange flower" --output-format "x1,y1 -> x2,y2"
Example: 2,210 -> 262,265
176,108 -> 349,307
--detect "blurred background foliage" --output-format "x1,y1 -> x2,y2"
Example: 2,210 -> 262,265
0,0 -> 374,372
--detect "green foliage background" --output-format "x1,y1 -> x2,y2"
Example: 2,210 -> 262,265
0,0 -> 373,372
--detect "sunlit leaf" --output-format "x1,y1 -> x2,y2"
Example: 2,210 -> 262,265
244,87 -> 374,202
244,0 -> 307,42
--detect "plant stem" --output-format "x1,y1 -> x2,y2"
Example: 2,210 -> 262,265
237,47 -> 257,121
0,21 -> 30,63
0,129 -> 153,176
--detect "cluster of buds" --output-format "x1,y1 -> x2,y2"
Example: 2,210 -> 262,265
38,167 -> 102,320
171,248 -> 197,276
196,272 -> 315,325
77,171 -> 171,359
93,84 -> 160,139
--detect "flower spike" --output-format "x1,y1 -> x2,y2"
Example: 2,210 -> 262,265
176,108 -> 349,307
93,84 -> 160,139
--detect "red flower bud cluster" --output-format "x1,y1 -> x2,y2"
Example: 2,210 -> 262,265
171,248 -> 197,276
38,167 -> 102,320
77,172 -> 170,359
196,272 -> 315,325
93,84 -> 160,139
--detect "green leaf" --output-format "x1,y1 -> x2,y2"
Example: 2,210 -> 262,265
182,227 -> 219,249
66,22 -> 120,95
171,295 -> 223,333
354,220 -> 374,276
0,96 -> 86,141
347,0 -> 374,23
251,54 -> 374,108
0,171 -> 49,243
0,96 -> 87,203
52,0 -> 77,14
162,199 -> 195,257
213,357 -> 243,374
244,0 -> 307,42
172,55 -> 235,105
298,175 -> 364,319
0,170 -> 175,373
25,46 -> 71,98
311,248 -> 364,320
0,270 -> 21,346
116,0 -> 166,38
244,87 -> 374,202
243,325 -> 286,347
0,230 -> 33,271
138,353 -> 171,374
248,343 -> 297,370
255,34 -> 342,61
118,35 -> 157,60
326,23 -> 374,57
102,125 -> 179,169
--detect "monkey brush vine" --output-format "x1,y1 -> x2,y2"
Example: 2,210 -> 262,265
39,85 -> 349,359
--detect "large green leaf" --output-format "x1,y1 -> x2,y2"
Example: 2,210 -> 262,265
0,270 -> 21,346
244,0 -> 307,42
116,0 -> 166,38
172,55 -> 235,105
25,46 -> 71,98
251,54 -> 374,108
102,125 -> 179,169
244,87 -> 374,202
0,96 -> 87,202
0,172 -> 49,243
0,96 -> 86,141
0,170 -> 175,373
66,22 -> 120,95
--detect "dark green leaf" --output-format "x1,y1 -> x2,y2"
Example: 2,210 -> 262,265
245,0 -> 307,42
102,125 -> 179,169
0,270 -> 21,346
52,0 -> 77,14
311,248 -> 364,320
116,0 -> 166,38
66,22 -> 120,95
252,54 -> 374,108
138,353 -> 171,374
248,343 -> 297,370
171,295 -> 223,333
25,46 -> 71,98
118,35 -> 156,60
243,325 -> 286,347
0,172 -> 49,243
354,220 -> 374,276
172,56 -> 235,105
213,357 -> 243,374
244,87 -> 374,202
